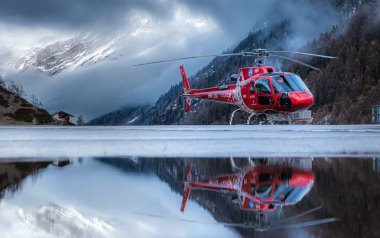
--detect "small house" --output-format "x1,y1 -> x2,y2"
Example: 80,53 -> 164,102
52,111 -> 74,124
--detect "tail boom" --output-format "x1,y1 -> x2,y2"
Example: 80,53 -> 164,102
179,65 -> 237,111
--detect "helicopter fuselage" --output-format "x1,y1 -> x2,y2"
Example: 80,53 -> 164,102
181,66 -> 314,115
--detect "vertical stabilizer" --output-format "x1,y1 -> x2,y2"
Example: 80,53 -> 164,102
181,166 -> 192,212
180,65 -> 191,93
180,65 -> 192,112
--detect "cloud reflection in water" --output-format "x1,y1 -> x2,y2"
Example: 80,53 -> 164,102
0,159 -> 239,238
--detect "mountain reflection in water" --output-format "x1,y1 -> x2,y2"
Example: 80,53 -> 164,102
0,157 -> 379,238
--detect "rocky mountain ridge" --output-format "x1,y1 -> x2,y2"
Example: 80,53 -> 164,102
6,34 -> 118,75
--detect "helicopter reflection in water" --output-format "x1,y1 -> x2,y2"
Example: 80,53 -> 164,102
181,164 -> 314,213
142,158 -> 337,233
136,158 -> 336,232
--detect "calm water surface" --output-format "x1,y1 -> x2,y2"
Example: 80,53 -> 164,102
0,157 -> 379,238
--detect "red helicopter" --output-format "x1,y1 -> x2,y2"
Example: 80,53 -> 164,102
181,164 -> 315,213
134,49 -> 336,123
136,162 -> 337,232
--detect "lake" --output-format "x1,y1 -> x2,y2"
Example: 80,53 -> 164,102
0,125 -> 379,237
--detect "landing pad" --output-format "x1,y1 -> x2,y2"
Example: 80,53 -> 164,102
0,125 -> 380,159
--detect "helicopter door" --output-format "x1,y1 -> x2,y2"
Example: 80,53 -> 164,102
241,80 -> 255,107
255,79 -> 274,106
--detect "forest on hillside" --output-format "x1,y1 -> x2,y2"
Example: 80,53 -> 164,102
287,2 -> 380,124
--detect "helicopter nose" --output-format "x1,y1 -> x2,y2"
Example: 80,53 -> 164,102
288,170 -> 315,187
290,91 -> 314,111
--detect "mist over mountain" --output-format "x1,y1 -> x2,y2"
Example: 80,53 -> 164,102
89,0 -> 378,125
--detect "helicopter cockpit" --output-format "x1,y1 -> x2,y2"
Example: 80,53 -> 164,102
271,74 -> 310,94
247,168 -> 314,207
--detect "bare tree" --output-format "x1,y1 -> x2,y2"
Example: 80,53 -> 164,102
8,81 -> 26,97
30,94 -> 43,107
0,75 -> 6,88
77,115 -> 85,126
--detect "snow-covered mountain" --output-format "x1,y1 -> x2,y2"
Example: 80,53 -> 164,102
13,34 -> 119,75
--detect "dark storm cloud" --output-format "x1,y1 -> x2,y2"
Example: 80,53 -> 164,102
0,0 -> 173,31
0,0 -> 338,40
0,0 -> 280,37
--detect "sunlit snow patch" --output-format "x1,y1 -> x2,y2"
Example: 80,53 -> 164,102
4,203 -> 114,238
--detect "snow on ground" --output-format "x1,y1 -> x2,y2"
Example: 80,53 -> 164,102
0,125 -> 380,159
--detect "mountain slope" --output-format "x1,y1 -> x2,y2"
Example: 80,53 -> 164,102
0,85 -> 54,125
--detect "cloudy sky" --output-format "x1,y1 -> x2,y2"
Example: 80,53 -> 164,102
0,0 -> 340,120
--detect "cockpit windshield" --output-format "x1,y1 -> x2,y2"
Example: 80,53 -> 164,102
272,74 -> 310,94
273,185 -> 311,202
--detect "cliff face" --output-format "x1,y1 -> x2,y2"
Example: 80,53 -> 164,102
0,85 -> 53,125
89,1 -> 379,126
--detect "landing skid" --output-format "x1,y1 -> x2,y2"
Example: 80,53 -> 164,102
229,108 -> 242,125
229,109 -> 313,125
247,113 -> 269,125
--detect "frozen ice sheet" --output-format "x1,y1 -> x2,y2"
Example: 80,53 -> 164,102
0,125 -> 380,159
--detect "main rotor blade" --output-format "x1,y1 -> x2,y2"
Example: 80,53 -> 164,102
269,51 -> 337,59
270,54 -> 320,71
276,206 -> 322,224
133,53 -> 242,66
135,211 -> 255,228
271,218 -> 338,230
134,211 -> 337,231
134,212 -> 219,225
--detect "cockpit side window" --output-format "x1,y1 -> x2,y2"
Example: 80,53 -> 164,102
255,79 -> 272,94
